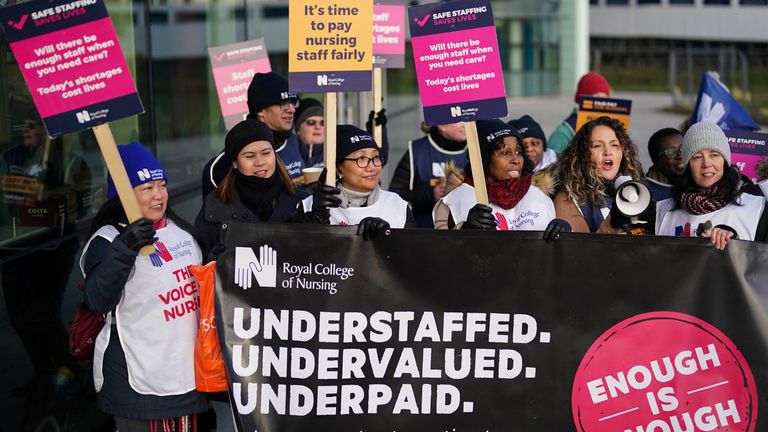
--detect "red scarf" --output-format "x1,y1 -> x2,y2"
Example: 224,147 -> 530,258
153,217 -> 168,230
680,186 -> 729,215
465,174 -> 533,210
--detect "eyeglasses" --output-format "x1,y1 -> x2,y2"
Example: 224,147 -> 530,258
344,156 -> 383,168
658,147 -> 682,159
305,119 -> 324,127
279,99 -> 300,112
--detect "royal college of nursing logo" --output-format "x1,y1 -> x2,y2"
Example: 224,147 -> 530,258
149,241 -> 174,267
316,74 -> 344,87
234,245 -> 277,289
234,244 -> 355,295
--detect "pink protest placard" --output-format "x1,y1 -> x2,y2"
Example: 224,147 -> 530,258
725,130 -> 768,181
209,39 -> 272,130
373,1 -> 405,69
408,0 -> 507,125
0,0 -> 144,137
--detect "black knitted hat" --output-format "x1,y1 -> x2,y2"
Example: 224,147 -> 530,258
247,72 -> 297,114
225,118 -> 276,162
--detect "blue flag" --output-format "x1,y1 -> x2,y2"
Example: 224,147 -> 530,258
692,72 -> 760,131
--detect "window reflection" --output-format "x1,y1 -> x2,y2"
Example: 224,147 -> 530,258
0,106 -> 95,244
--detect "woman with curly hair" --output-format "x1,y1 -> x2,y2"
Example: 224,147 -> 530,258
656,121 -> 768,250
547,116 -> 643,233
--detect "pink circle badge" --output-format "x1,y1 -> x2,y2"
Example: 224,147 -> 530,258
572,312 -> 757,432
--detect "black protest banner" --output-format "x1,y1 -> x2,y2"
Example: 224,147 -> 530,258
215,222 -> 767,432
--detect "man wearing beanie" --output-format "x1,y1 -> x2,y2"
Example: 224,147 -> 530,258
389,122 -> 469,228
246,72 -> 299,145
247,72 -> 306,182
508,115 -> 557,171
549,71 -> 611,154
202,72 -> 304,199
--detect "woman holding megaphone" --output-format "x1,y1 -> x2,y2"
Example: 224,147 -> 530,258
656,121 -> 768,249
544,116 -> 644,236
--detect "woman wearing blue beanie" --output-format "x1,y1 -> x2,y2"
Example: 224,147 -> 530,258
79,142 -> 207,431
656,121 -> 768,249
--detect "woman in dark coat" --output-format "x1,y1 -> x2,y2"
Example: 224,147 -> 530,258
194,118 -> 334,259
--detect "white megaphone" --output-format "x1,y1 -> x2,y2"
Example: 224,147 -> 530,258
614,176 -> 653,218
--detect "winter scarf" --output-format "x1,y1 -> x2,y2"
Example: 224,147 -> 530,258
680,185 -> 730,215
465,174 -> 532,210
273,129 -> 293,147
338,184 -> 381,209
235,171 -> 282,221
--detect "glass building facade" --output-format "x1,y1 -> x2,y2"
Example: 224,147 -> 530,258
0,1 -> 569,429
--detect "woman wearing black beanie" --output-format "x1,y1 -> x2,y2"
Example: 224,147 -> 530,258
302,125 -> 416,239
432,119 -> 555,230
194,118 -> 336,259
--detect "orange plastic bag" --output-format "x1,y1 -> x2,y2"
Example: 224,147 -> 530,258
190,261 -> 228,392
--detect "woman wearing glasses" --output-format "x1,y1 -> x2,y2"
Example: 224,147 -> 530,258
302,125 -> 415,239
645,128 -> 684,202
432,119 -> 555,230
294,98 -> 326,169
288,98 -> 389,186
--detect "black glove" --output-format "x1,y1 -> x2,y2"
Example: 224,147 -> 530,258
207,242 -> 226,263
461,204 -> 496,230
118,217 -> 157,251
356,217 -> 390,240
610,199 -> 656,229
310,168 -> 341,224
365,108 -> 387,133
609,202 -> 632,229
543,218 -> 572,242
